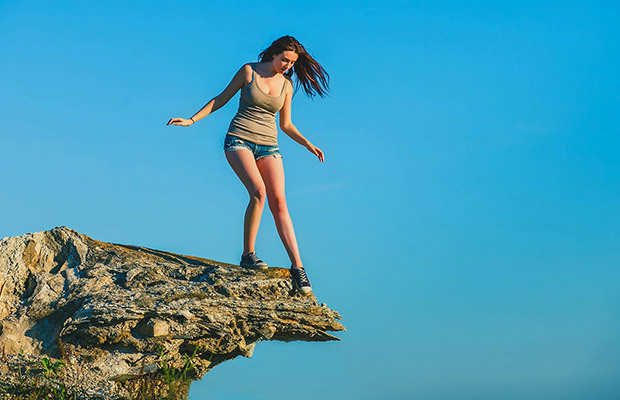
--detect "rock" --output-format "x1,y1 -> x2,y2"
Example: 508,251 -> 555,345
139,319 -> 169,337
0,227 -> 345,399
177,310 -> 195,320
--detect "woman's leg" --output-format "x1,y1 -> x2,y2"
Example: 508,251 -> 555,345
256,155 -> 303,268
225,149 -> 266,256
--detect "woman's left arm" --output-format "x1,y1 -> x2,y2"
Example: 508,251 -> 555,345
279,81 -> 324,162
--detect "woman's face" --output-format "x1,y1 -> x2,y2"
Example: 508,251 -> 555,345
273,50 -> 298,73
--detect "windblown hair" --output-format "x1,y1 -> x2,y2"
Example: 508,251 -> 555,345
258,36 -> 329,98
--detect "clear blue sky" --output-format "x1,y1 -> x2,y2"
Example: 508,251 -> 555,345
2,1 -> 619,399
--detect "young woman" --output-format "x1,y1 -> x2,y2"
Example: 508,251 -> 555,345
167,36 -> 329,294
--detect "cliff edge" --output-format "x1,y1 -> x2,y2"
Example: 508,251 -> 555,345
0,227 -> 344,398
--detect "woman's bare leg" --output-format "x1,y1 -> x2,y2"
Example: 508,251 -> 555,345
225,149 -> 266,256
256,155 -> 303,268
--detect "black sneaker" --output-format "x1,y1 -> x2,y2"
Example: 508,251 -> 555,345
290,267 -> 312,294
240,252 -> 268,270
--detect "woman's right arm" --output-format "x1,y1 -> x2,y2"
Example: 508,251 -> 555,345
167,64 -> 250,127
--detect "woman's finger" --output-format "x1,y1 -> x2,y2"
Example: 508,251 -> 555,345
315,147 -> 324,162
167,118 -> 184,126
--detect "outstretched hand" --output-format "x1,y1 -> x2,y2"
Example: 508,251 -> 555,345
306,143 -> 324,162
166,118 -> 193,126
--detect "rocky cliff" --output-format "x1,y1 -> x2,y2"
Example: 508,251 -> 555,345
0,227 -> 344,399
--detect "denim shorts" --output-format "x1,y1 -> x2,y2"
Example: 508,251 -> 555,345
223,134 -> 283,160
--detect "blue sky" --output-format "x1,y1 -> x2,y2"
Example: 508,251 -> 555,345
1,1 -> 619,399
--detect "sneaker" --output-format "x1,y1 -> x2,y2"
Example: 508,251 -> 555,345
240,252 -> 268,270
290,267 -> 312,294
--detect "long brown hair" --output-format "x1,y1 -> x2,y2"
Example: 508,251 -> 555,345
259,36 -> 329,98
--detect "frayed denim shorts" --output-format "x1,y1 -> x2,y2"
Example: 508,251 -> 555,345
223,134 -> 283,161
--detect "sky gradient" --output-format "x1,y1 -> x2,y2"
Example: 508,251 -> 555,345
2,1 -> 619,399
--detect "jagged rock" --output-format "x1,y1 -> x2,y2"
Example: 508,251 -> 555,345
0,227 -> 344,398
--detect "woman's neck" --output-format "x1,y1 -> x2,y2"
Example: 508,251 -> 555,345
256,62 -> 279,77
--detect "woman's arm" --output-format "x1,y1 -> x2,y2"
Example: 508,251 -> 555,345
167,64 -> 251,126
279,81 -> 324,162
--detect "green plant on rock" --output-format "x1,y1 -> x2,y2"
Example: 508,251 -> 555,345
41,357 -> 65,378
0,354 -> 78,400
157,345 -> 199,400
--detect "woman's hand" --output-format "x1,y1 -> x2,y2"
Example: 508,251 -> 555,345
166,118 -> 194,126
306,143 -> 324,162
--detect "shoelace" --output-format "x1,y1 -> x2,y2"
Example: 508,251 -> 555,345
244,252 -> 263,264
293,268 -> 310,286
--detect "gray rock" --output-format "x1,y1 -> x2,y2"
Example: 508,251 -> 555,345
0,227 -> 344,398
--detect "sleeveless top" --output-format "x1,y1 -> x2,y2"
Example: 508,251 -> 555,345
227,64 -> 288,146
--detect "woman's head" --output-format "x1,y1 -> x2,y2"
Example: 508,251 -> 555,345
270,50 -> 298,75
259,36 -> 329,98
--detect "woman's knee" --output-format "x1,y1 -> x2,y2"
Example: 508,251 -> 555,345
268,194 -> 288,214
249,185 -> 267,203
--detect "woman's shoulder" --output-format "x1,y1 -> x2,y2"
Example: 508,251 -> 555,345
239,63 -> 255,74
235,63 -> 255,86
283,75 -> 293,92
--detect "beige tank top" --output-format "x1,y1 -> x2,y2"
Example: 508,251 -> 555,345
227,64 -> 288,146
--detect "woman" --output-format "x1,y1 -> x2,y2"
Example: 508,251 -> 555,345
167,36 -> 329,295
